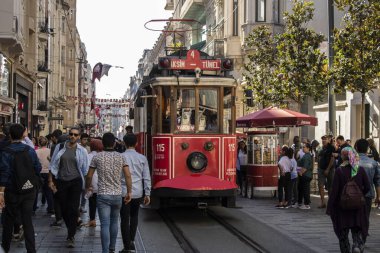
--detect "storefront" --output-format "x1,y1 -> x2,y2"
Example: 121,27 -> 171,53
0,53 -> 16,128
14,74 -> 33,131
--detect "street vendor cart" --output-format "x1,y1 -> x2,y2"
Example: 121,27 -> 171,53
241,131 -> 279,198
237,107 -> 318,198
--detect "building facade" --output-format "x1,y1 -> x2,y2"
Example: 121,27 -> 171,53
0,0 -> 94,137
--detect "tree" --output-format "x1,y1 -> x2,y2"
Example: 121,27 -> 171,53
276,0 -> 328,110
332,0 -> 380,137
243,26 -> 285,108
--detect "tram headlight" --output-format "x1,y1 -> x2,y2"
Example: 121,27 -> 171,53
186,152 -> 207,173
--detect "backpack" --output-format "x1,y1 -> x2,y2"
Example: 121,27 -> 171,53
5,146 -> 40,194
339,170 -> 365,210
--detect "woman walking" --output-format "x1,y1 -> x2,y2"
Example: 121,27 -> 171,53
327,147 -> 370,253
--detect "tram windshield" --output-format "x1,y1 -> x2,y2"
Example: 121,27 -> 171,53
158,86 -> 234,134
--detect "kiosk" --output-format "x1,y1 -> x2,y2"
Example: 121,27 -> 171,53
241,131 -> 279,198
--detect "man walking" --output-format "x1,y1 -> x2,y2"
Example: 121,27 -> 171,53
48,127 -> 88,248
48,129 -> 66,227
85,132 -> 132,253
317,135 -> 335,208
119,134 -> 151,253
355,139 -> 380,222
0,124 -> 42,253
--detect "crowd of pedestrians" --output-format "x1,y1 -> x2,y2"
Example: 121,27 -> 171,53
274,134 -> 379,253
0,124 -> 151,253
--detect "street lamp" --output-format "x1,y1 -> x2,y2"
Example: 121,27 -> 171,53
328,0 -> 336,136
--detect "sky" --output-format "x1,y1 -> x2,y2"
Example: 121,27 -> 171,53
76,0 -> 172,99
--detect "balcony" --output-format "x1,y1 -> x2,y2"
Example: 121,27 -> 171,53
180,0 -> 205,23
0,0 -> 24,54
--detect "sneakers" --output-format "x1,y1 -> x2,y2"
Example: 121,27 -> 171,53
299,205 -> 311,210
291,204 -> 298,208
66,237 -> 75,248
50,220 -> 62,228
275,204 -> 284,209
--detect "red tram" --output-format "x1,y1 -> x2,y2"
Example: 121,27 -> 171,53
131,49 -> 237,208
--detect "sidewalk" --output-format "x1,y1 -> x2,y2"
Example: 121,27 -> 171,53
238,192 -> 380,253
1,206 -> 125,253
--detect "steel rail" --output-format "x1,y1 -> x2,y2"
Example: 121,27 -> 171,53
158,209 -> 200,253
207,209 -> 268,253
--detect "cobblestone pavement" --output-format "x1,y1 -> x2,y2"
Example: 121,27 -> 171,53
1,193 -> 380,253
237,192 -> 380,253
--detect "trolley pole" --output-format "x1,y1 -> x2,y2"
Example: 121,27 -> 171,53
328,0 -> 336,136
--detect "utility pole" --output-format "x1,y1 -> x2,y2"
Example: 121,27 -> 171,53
328,0 -> 336,136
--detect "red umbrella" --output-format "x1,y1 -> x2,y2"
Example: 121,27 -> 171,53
236,107 -> 318,128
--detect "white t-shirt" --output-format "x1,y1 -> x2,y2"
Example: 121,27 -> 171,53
278,156 -> 292,173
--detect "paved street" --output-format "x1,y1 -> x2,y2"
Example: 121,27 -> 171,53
1,193 -> 380,252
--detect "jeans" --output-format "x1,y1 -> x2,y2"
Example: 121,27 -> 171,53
1,189 -> 36,253
291,178 -> 298,204
41,173 -> 54,212
120,198 -> 142,250
278,172 -> 291,203
56,177 -> 82,239
89,193 -> 97,220
97,194 -> 122,253
297,176 -> 312,205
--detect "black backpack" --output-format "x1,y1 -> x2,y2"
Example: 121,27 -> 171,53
339,170 -> 365,210
5,146 -> 40,194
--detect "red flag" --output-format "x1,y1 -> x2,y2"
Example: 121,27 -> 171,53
92,63 -> 112,83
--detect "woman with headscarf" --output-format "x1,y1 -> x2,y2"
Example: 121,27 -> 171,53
326,147 -> 370,253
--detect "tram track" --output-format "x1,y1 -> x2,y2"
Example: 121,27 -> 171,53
158,209 -> 200,253
206,209 -> 268,253
158,207 -> 268,253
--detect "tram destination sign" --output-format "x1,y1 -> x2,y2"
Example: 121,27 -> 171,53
161,49 -> 222,71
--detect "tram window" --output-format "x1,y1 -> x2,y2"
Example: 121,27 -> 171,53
162,87 -> 171,133
223,88 -> 232,134
198,89 -> 218,132
176,89 -> 195,132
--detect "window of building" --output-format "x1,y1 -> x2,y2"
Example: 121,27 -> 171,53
0,54 -> 11,97
61,16 -> 65,33
256,0 -> 266,22
274,0 -> 280,24
69,69 -> 72,80
244,0 -> 248,23
233,0 -> 239,36
61,46 -> 65,64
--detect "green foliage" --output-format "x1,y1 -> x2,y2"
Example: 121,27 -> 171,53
243,0 -> 328,109
332,0 -> 380,94
276,0 -> 328,105
243,26 -> 284,107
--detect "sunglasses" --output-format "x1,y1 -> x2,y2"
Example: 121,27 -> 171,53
69,133 -> 79,137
